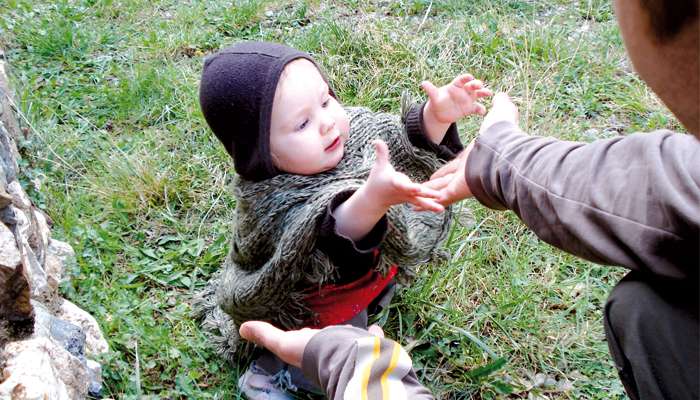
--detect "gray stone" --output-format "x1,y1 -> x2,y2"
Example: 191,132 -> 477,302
0,54 -> 22,157
48,239 -> 76,276
31,300 -> 52,339
0,185 -> 11,209
10,205 -> 30,246
0,159 -> 7,189
32,209 -> 50,255
0,124 -> 18,183
86,359 -> 103,398
0,45 -> 106,400
7,180 -> 31,209
58,299 -> 109,357
0,201 -> 17,225
21,243 -> 49,301
0,262 -> 33,339
0,220 -> 20,268
49,317 -> 86,359
0,336 -> 89,399
44,253 -> 63,309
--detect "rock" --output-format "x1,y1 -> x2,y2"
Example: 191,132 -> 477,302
34,302 -> 87,359
0,202 -> 16,225
0,55 -> 23,156
0,45 -> 107,400
0,185 -> 11,209
0,124 -> 19,183
0,219 -> 33,339
31,300 -> 53,339
48,239 -> 76,275
7,180 -> 30,209
0,220 -> 20,268
21,243 -> 49,301
0,336 -> 89,400
49,317 -> 86,359
32,209 -> 50,255
0,160 -> 7,188
86,359 -> 103,398
9,205 -> 30,246
58,299 -> 109,356
43,253 -> 64,309
0,262 -> 33,340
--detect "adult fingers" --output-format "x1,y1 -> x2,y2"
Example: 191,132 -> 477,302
409,196 -> 445,212
423,174 -> 453,190
452,73 -> 475,87
420,80 -> 440,102
240,321 -> 283,352
480,92 -> 519,134
368,324 -> 385,338
393,175 -> 441,199
474,88 -> 493,98
430,156 -> 461,179
464,79 -> 483,90
492,92 -> 518,114
474,102 -> 487,115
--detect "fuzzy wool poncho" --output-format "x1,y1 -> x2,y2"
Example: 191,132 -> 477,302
194,101 -> 456,360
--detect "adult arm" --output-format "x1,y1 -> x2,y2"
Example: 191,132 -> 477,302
466,120 -> 700,279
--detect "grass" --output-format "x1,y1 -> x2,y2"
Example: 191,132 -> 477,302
0,0 -> 682,398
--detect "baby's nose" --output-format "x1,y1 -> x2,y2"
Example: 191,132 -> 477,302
321,115 -> 336,134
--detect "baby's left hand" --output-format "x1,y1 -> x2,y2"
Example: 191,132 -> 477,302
421,74 -> 493,125
365,140 -> 444,212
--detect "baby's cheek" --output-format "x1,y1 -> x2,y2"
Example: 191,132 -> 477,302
338,115 -> 351,138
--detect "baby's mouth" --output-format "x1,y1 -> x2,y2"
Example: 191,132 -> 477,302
325,136 -> 341,151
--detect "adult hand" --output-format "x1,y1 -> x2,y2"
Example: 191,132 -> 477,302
239,322 -> 385,368
239,321 -> 318,368
423,93 -> 520,208
479,92 -> 519,134
421,142 -> 473,208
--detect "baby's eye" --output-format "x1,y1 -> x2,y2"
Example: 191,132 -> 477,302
321,99 -> 330,108
296,119 -> 309,131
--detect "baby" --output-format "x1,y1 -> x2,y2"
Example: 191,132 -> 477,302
197,41 -> 490,399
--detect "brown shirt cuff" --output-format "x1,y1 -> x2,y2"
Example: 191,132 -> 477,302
465,121 -> 523,210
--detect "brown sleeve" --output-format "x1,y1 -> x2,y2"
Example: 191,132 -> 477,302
466,121 -> 700,279
302,326 -> 434,400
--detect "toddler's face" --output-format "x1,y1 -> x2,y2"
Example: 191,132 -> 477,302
270,59 -> 350,175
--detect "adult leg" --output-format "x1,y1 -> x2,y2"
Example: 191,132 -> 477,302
604,271 -> 699,400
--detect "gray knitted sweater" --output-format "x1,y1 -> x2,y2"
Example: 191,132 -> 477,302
195,101 -> 460,360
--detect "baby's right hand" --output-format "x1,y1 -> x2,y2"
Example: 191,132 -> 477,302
364,140 -> 444,212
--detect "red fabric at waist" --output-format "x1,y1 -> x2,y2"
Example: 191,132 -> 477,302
303,265 -> 398,328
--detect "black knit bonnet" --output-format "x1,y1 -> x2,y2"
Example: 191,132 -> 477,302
199,41 -> 335,181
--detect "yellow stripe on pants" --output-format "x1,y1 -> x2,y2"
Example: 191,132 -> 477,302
361,336 -> 381,400
380,342 -> 402,399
